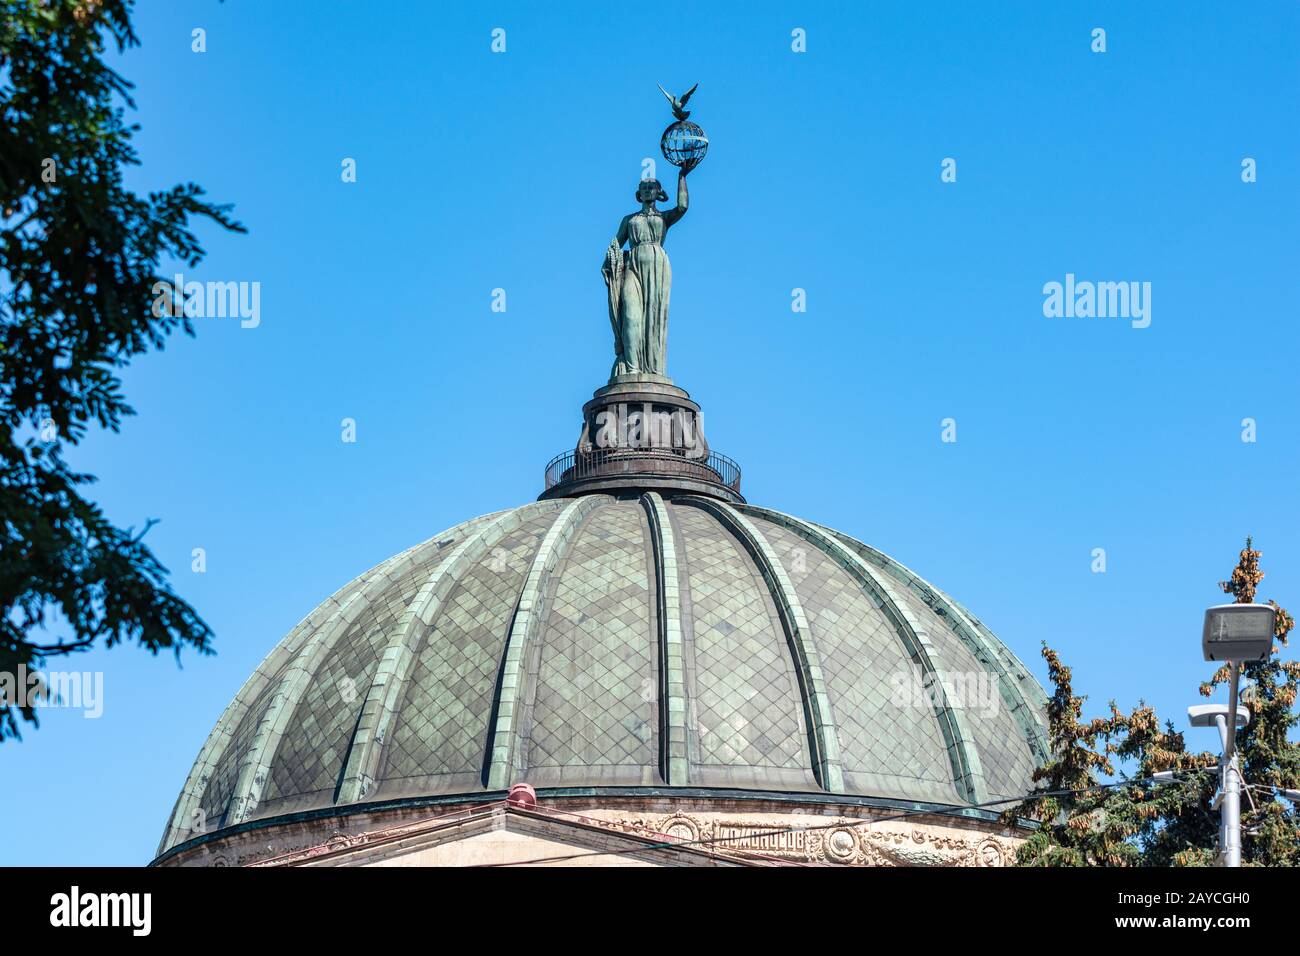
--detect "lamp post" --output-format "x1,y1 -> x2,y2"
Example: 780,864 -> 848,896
1192,603 -> 1276,867
1188,703 -> 1250,866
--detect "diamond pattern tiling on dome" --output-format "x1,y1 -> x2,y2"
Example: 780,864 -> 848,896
888,584 -> 1039,802
524,501 -> 658,785
161,496 -> 1050,858
375,505 -> 563,797
195,556 -> 413,831
670,503 -> 815,789
258,551 -> 445,817
198,691 -> 267,831
747,516 -> 962,805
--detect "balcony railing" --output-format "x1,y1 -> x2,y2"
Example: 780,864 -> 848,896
544,446 -> 742,495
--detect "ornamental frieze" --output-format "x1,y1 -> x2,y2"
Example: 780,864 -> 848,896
614,812 -> 1015,866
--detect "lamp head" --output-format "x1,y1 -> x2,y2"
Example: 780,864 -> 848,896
1201,603 -> 1275,663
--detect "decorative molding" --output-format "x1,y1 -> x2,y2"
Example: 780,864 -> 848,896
161,798 -> 1025,868
612,811 -> 1016,867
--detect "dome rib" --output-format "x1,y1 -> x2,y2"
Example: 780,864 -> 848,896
737,505 -> 990,805
226,534 -> 457,826
823,528 -> 1050,767
682,497 -> 846,793
944,592 -> 1042,691
334,504 -> 561,806
924,587 -> 1050,759
156,536 -> 449,853
485,495 -> 610,790
640,492 -> 690,785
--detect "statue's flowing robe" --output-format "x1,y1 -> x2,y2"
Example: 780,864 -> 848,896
602,239 -> 629,378
619,211 -> 671,375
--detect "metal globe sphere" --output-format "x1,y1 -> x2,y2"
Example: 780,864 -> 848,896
660,120 -> 709,170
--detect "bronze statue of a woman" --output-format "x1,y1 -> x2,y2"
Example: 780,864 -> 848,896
602,166 -> 690,380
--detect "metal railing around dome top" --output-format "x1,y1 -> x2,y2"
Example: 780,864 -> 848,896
544,446 -> 742,494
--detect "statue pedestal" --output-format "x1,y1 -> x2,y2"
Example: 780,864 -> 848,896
579,380 -> 708,459
538,379 -> 742,503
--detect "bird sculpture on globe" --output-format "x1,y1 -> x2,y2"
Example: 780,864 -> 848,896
658,82 -> 709,171
601,84 -> 708,383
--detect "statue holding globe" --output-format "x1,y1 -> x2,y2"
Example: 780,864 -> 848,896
602,84 -> 709,382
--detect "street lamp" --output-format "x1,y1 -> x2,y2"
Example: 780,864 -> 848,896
1201,603 -> 1276,662
1191,603 -> 1276,867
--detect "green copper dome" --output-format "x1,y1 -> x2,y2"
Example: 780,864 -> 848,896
157,493 -> 1048,857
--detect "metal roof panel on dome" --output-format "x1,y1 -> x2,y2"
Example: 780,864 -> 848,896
735,512 -> 963,805
525,500 -> 660,786
157,498 -> 1047,858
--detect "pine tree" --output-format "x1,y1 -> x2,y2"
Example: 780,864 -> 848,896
1195,539 -> 1299,865
1007,647 -> 1143,866
1011,537 -> 1297,865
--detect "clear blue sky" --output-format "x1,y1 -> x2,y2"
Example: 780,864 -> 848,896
4,1 -> 1297,865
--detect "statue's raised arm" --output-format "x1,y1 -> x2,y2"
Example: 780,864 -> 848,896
663,168 -> 689,229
